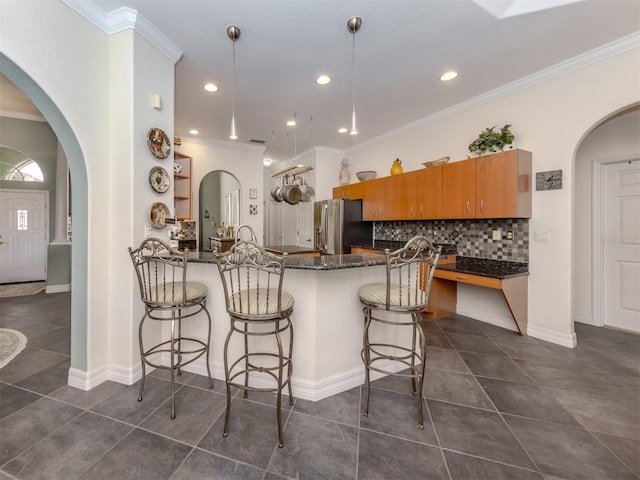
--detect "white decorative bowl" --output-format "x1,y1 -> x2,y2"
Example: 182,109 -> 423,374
356,171 -> 377,181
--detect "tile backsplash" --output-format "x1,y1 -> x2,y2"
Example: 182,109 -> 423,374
374,219 -> 529,263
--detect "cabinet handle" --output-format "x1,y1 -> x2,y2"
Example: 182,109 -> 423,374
420,204 -> 424,215
465,201 -> 470,214
410,205 -> 414,215
480,200 -> 484,213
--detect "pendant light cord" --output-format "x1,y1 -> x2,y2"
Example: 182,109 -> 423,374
232,39 -> 237,119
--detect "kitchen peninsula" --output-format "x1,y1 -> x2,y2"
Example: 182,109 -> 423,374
182,248 -> 528,402
185,250 -> 389,401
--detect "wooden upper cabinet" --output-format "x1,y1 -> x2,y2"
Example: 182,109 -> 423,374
416,165 -> 443,219
475,149 -> 532,218
362,179 -> 379,220
377,175 -> 401,220
334,149 -> 531,221
442,160 -> 475,218
333,182 -> 365,200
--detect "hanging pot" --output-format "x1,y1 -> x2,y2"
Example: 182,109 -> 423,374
299,172 -> 315,202
271,185 -> 281,201
283,183 -> 302,205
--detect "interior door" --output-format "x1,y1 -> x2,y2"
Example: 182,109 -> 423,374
0,189 -> 48,283
603,160 -> 640,332
297,201 -> 313,248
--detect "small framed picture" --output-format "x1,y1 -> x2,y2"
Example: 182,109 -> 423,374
249,188 -> 258,199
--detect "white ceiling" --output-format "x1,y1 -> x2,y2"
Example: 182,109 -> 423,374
2,0 -> 639,164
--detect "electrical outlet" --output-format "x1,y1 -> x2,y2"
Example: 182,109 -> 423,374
492,229 -> 501,240
534,231 -> 550,242
506,230 -> 513,240
144,225 -> 151,238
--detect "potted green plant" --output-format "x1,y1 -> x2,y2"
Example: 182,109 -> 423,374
468,124 -> 515,156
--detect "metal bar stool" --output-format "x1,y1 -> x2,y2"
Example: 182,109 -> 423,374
358,235 -> 440,427
215,240 -> 294,447
128,238 -> 213,419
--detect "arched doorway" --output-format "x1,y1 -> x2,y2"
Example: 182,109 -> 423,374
573,103 -> 640,333
0,53 -> 89,372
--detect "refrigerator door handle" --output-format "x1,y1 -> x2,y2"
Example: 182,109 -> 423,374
321,203 -> 328,249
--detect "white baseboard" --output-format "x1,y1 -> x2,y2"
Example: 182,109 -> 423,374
527,323 -> 577,348
456,305 -> 576,348
68,358 -> 406,402
46,283 -> 71,294
67,363 -> 144,391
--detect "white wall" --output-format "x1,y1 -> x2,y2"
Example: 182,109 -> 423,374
345,47 -> 640,347
179,137 -> 265,243
574,106 -> 640,325
0,1 -> 177,385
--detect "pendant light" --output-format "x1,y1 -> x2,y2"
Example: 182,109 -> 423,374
347,16 -> 362,135
227,25 -> 241,140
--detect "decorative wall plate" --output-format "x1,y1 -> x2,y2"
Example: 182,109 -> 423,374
149,166 -> 170,193
149,202 -> 170,229
147,127 -> 171,159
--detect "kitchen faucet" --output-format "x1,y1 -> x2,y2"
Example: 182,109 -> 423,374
235,224 -> 257,242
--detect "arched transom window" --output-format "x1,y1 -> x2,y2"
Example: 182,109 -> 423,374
0,145 -> 44,182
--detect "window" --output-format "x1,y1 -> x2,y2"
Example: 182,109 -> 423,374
0,146 -> 44,182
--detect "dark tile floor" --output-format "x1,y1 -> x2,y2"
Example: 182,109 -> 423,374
1,290 -> 639,479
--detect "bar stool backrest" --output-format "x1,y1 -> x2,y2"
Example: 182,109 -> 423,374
382,235 -> 441,311
215,240 -> 290,319
128,238 -> 189,308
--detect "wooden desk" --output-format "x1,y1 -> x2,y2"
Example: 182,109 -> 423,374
425,259 -> 528,335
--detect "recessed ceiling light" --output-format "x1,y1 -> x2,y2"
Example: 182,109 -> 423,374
316,74 -> 332,85
440,71 -> 458,81
189,129 -> 199,135
286,120 -> 296,127
204,83 -> 219,92
338,127 -> 348,134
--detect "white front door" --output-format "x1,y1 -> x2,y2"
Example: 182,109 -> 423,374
0,189 -> 48,283
603,160 -> 640,333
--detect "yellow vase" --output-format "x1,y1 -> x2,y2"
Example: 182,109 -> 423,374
390,158 -> 404,175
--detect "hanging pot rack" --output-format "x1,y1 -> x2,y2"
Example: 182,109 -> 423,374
271,164 -> 314,179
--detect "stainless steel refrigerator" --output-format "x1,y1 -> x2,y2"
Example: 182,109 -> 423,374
314,199 -> 372,254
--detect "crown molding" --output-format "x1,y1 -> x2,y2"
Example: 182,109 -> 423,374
60,1 -> 182,63
181,135 -> 267,153
349,31 -> 640,154
0,110 -> 47,122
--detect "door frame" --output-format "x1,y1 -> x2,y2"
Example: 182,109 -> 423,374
0,188 -> 49,283
592,156 -> 639,327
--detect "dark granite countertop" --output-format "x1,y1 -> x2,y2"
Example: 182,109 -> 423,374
264,244 -> 316,255
187,250 -> 527,276
436,256 -> 528,279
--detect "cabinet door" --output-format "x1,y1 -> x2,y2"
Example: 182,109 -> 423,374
333,182 -> 365,200
475,149 -> 531,218
362,180 -> 379,220
376,176 -> 399,220
333,185 -> 348,199
442,160 -> 475,218
416,165 -> 443,219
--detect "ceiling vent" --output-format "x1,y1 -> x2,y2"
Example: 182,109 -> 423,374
250,139 -> 266,144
